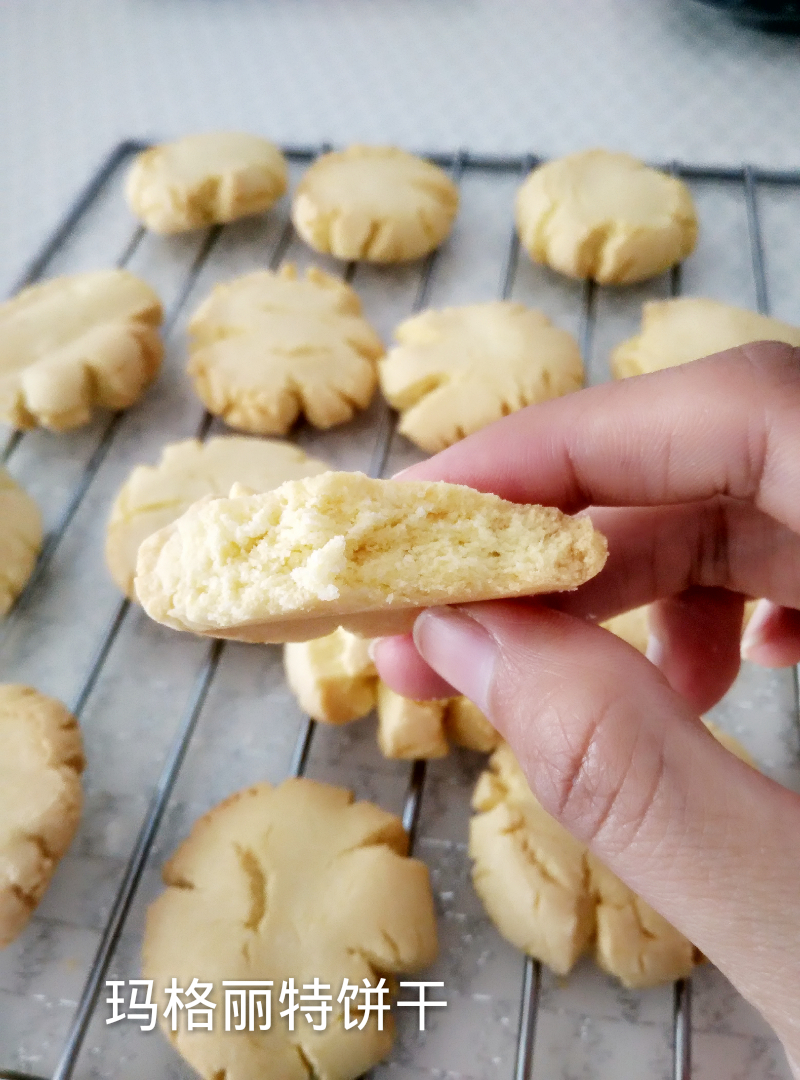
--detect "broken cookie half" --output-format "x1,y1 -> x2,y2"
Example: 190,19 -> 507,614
134,471 -> 607,644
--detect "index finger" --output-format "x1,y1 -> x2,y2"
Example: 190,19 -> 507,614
394,344 -> 800,532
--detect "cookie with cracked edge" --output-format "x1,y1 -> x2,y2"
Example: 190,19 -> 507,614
0,684 -> 84,946
612,296 -> 800,379
0,468 -> 42,617
516,149 -> 697,285
142,777 -> 437,1080
0,269 -> 163,431
470,733 -> 754,987
292,146 -> 459,263
379,301 -> 584,453
125,132 -> 288,234
284,628 -> 500,758
186,266 -> 383,435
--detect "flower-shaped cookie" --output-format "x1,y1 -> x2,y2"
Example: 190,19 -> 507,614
284,628 -> 500,758
612,297 -> 800,379
516,149 -> 697,285
0,469 -> 42,616
125,132 -> 288,234
379,301 -> 584,453
292,146 -> 459,263
0,270 -> 163,431
0,684 -> 84,946
187,266 -> 383,434
106,436 -> 328,599
471,736 -> 752,987
143,778 -> 438,1080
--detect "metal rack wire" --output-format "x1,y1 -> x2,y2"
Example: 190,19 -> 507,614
1,142 -> 799,1080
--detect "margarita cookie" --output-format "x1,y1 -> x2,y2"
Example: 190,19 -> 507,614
284,627 -> 500,758
0,469 -> 42,616
379,301 -> 583,453
135,471 -> 607,644
125,132 -> 288,233
516,149 -> 697,285
292,146 -> 459,263
142,777 -> 437,1080
376,684 -> 500,759
471,732 -> 754,987
611,296 -> 800,379
0,270 -> 163,431
0,685 -> 84,946
106,437 -> 328,599
187,266 -> 383,434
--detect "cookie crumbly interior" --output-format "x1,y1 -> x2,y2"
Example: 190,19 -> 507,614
136,471 -> 606,635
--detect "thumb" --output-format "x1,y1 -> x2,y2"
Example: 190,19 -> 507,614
413,601 -> 800,1062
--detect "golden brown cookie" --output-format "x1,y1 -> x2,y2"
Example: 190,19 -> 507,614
379,301 -> 583,453
284,629 -> 499,758
292,146 -> 459,263
470,729 -> 753,987
125,132 -> 288,233
376,684 -> 500,760
471,743 -> 594,976
0,469 -> 42,616
284,627 -> 378,725
516,149 -> 697,285
611,296 -> 800,379
187,265 -> 383,434
142,777 -> 437,1080
0,685 -> 84,946
135,471 -> 607,644
0,270 -> 163,431
106,437 -> 328,599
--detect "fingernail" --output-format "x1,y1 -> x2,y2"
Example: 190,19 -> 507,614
413,607 -> 497,714
645,633 -> 665,667
741,598 -> 771,660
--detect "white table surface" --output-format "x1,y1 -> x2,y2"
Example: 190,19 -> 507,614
1,3 -> 800,1080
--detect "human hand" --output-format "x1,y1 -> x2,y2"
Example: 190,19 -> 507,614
373,344 -> 800,1073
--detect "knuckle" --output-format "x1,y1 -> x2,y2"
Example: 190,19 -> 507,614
736,340 -> 800,393
508,678 -> 665,854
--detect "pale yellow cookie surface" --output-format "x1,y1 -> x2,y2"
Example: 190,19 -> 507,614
612,296 -> 800,379
106,437 -> 328,599
292,146 -> 459,263
284,628 -> 499,757
602,601 -> 760,655
471,729 -> 752,987
135,471 -> 607,643
0,469 -> 42,616
284,627 -> 378,725
142,777 -> 437,1080
601,605 -> 650,653
516,149 -> 697,285
0,269 -> 163,431
187,265 -> 383,434
125,132 -> 288,234
379,301 -> 583,453
376,684 -> 501,760
471,743 -> 594,976
0,685 -> 84,946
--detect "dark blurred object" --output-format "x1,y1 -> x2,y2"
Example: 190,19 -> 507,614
687,0 -> 800,30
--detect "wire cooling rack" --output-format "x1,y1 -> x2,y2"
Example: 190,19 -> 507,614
1,143 -> 799,1080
